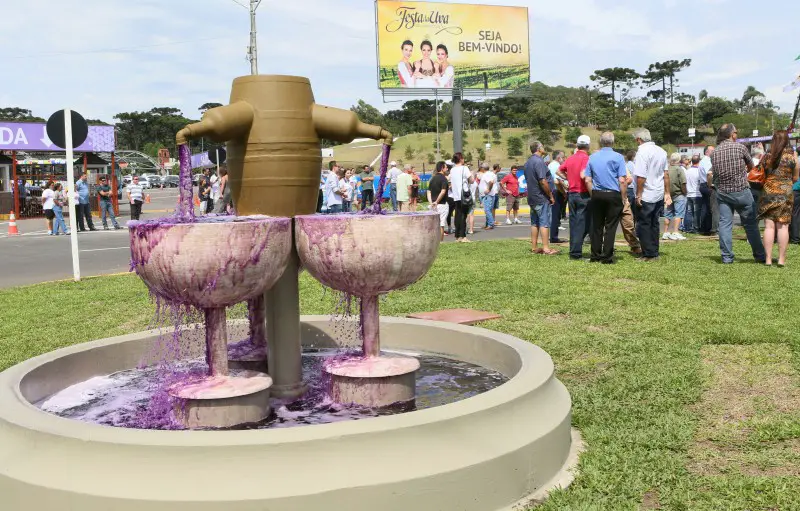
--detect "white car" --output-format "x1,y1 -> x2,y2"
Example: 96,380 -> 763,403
136,176 -> 152,189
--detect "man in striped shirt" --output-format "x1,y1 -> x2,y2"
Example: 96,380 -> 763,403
127,176 -> 144,220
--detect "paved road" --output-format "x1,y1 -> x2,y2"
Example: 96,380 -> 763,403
0,190 -> 544,288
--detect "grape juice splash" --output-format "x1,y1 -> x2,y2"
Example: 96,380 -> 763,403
368,143 -> 392,215
176,143 -> 195,221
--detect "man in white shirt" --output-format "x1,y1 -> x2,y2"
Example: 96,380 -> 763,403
324,165 -> 345,213
632,128 -> 671,261
698,145 -> 718,234
479,162 -> 497,229
449,152 -> 474,242
684,155 -> 704,233
387,161 -> 402,211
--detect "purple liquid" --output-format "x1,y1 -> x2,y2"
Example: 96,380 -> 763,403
368,144 -> 392,215
177,144 -> 195,221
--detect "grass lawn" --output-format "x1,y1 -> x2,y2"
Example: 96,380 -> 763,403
1,237 -> 799,509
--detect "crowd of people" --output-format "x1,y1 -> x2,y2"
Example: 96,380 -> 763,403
316,123 -> 799,268
521,125 -> 799,265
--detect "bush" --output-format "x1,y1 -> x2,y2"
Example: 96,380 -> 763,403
427,152 -> 436,164
477,147 -> 486,160
404,145 -> 415,160
507,136 -> 523,158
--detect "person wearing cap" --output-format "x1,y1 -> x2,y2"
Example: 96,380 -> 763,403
479,162 -> 497,229
558,135 -> 591,259
387,161 -> 402,211
97,176 -> 121,230
524,140 -> 558,255
632,128 -> 671,262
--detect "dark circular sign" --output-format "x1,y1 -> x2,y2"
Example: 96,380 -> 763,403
208,147 -> 227,165
46,110 -> 89,149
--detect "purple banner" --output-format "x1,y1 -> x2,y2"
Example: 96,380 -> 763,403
0,122 -> 115,152
191,151 -> 212,169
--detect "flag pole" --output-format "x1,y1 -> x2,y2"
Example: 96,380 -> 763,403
789,88 -> 800,132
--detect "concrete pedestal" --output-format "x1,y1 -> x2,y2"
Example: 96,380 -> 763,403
324,355 -> 419,407
266,238 -> 306,399
169,371 -> 272,429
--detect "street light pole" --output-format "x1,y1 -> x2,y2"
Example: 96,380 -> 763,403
248,0 -> 262,75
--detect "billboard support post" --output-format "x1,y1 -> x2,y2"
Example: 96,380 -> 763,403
452,89 -> 463,155
435,89 -> 440,159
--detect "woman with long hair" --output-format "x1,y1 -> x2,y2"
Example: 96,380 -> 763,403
758,130 -> 799,267
397,40 -> 415,88
413,40 -> 438,88
435,44 -> 454,88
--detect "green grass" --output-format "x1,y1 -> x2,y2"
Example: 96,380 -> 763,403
2,238 -> 799,509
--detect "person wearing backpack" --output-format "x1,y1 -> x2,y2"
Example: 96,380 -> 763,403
448,152 -> 474,243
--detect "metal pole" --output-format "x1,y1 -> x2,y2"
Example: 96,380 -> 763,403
11,150 -> 18,217
65,109 -> 81,281
452,89 -> 463,154
249,0 -> 259,75
435,89 -> 440,159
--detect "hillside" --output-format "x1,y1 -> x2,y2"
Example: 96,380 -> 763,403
323,127 -> 606,171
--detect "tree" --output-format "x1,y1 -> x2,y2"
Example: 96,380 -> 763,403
565,127 -> 582,146
199,102 -> 223,114
589,67 -> 639,108
404,145 -> 415,160
698,97 -> 735,125
698,89 -> 709,102
350,100 -> 384,126
645,104 -> 693,144
427,152 -> 436,164
477,147 -> 486,160
0,107 -> 45,122
506,136 -> 523,158
611,131 -> 638,152
740,86 -> 765,113
642,59 -> 692,104
464,151 -> 473,164
488,116 -> 502,143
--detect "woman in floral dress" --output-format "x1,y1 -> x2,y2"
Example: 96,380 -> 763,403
758,130 -> 799,267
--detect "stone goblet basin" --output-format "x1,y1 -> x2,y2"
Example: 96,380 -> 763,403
129,215 -> 292,427
295,212 -> 440,407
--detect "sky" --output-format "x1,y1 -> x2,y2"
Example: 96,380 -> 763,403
2,0 -> 799,124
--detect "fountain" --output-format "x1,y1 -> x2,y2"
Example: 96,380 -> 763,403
0,75 -> 579,510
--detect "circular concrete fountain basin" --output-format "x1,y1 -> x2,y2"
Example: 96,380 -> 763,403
129,215 -> 292,307
294,212 -> 440,296
0,317 -> 579,511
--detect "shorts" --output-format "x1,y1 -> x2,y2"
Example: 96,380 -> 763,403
493,195 -> 500,210
436,203 -> 449,227
506,195 -> 520,210
664,195 -> 687,220
530,202 -> 552,228
44,209 -> 55,220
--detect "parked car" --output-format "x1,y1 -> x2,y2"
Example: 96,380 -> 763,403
192,173 -> 202,185
137,176 -> 152,189
141,174 -> 161,188
162,175 -> 180,188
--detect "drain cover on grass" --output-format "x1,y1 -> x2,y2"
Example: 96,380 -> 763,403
407,309 -> 502,325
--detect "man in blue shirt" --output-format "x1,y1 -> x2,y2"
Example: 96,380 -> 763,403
75,173 -> 97,231
584,132 -> 627,263
523,139 -> 558,255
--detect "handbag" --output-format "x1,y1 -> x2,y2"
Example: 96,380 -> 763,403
748,161 -> 766,185
460,168 -> 473,207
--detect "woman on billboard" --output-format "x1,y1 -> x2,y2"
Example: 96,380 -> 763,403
413,40 -> 439,88
397,40 -> 415,88
435,44 -> 454,88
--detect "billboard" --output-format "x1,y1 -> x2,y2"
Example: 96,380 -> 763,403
376,0 -> 530,90
0,122 -> 115,152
